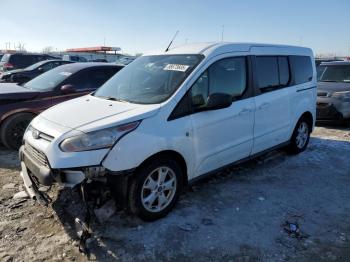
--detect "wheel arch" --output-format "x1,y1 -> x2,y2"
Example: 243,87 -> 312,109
134,150 -> 189,187
300,111 -> 313,130
0,111 -> 36,131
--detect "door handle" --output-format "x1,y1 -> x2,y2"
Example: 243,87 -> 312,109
239,108 -> 252,115
258,102 -> 270,110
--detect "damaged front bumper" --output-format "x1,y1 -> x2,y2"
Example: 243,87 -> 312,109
19,145 -> 104,196
19,143 -> 135,210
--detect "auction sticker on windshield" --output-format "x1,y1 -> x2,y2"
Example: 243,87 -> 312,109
164,64 -> 190,72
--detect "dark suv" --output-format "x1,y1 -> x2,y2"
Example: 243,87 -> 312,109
0,53 -> 57,72
0,63 -> 123,149
317,61 -> 350,123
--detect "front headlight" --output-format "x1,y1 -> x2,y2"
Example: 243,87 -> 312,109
331,91 -> 350,99
60,121 -> 141,152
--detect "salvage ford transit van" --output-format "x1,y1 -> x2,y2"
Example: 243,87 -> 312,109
19,43 -> 316,221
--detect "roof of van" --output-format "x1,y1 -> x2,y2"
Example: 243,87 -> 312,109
144,42 -> 313,57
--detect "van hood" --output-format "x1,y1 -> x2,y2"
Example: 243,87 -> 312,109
0,83 -> 40,100
40,95 -> 161,132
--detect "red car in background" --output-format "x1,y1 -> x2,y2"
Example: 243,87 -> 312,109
0,63 -> 123,149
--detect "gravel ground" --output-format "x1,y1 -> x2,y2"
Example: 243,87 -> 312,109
0,125 -> 349,261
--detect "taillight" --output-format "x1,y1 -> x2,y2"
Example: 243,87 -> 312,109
4,63 -> 14,69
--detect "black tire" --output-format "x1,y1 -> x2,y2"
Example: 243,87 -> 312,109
287,117 -> 311,154
128,156 -> 183,221
0,113 -> 34,150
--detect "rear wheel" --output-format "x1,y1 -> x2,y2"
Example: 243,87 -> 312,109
128,157 -> 183,221
0,113 -> 34,150
288,117 -> 311,154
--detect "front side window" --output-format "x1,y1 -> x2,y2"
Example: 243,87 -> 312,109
318,65 -> 350,82
94,55 -> 203,104
190,57 -> 247,110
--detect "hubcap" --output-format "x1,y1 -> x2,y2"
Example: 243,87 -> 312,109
296,122 -> 309,149
141,166 -> 177,213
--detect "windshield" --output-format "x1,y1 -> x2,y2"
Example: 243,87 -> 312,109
94,54 -> 203,104
318,65 -> 350,82
25,60 -> 47,70
23,65 -> 75,90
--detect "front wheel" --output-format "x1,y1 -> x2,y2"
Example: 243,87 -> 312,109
128,157 -> 183,221
288,118 -> 311,154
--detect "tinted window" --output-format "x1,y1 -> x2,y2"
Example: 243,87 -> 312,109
318,65 -> 350,82
190,57 -> 246,110
209,57 -> 246,97
191,71 -> 209,107
256,57 -> 279,89
290,56 -> 313,84
65,67 -> 119,90
278,57 -> 290,86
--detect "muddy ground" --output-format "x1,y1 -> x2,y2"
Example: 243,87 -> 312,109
0,125 -> 349,261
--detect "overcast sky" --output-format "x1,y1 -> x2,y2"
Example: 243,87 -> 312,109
1,0 -> 349,56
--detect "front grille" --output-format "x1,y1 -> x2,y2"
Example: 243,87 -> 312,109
24,142 -> 48,167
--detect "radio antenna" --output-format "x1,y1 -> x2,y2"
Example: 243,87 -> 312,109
165,30 -> 179,52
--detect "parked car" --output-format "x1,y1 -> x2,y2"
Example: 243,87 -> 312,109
0,63 -> 123,149
316,61 -> 350,123
19,43 -> 316,221
0,60 -> 73,84
0,53 -> 57,72
62,54 -> 87,62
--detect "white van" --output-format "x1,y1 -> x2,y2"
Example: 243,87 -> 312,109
19,43 -> 316,221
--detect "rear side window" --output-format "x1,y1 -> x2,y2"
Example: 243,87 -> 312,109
256,57 -> 279,89
289,56 -> 313,84
256,56 -> 290,91
89,67 -> 118,87
65,67 -> 118,90
278,57 -> 290,86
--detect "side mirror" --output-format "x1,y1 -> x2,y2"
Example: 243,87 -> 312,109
206,93 -> 232,110
60,84 -> 76,94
